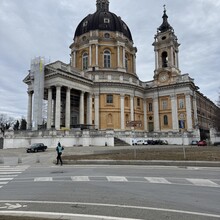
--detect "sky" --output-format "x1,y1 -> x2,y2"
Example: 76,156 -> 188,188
0,0 -> 220,119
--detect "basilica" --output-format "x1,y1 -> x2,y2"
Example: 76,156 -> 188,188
23,0 -> 218,145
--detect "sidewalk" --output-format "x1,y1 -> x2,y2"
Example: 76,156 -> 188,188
1,145 -> 220,167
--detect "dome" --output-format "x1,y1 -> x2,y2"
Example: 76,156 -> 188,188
74,0 -> 133,41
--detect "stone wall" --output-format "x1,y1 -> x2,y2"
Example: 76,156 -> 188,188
2,129 -> 200,149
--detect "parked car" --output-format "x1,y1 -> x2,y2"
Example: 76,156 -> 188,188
136,140 -> 144,145
214,142 -> 220,146
161,140 -> 168,145
136,140 -> 148,145
132,139 -> 137,145
26,143 -> 47,153
191,140 -> 198,145
197,140 -> 207,146
143,140 -> 148,145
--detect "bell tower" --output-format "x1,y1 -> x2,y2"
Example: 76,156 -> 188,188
153,5 -> 181,84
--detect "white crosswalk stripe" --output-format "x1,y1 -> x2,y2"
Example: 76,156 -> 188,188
0,165 -> 29,189
34,177 -> 53,182
186,178 -> 219,187
71,176 -> 89,181
106,176 -> 128,182
145,177 -> 171,184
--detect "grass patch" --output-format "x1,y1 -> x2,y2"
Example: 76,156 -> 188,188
63,146 -> 220,161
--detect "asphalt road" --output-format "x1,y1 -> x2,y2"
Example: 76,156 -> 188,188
0,163 -> 220,219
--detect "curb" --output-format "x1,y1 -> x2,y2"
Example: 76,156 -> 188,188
62,160 -> 220,167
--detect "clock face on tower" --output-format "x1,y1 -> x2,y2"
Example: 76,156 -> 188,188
159,72 -> 169,82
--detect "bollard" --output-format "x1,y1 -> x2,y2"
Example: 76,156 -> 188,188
18,157 -> 22,164
0,156 -> 4,164
36,156 -> 40,163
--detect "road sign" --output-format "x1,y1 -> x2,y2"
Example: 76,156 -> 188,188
126,121 -> 142,127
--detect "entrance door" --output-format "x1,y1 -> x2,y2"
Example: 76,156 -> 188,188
148,122 -> 154,132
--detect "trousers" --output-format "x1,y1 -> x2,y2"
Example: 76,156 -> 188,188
56,152 -> 63,165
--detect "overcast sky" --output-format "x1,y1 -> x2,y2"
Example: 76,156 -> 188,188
0,0 -> 220,119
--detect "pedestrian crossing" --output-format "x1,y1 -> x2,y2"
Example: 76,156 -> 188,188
30,176 -> 220,188
0,165 -> 29,189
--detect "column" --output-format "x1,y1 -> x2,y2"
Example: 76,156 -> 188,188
27,91 -> 33,129
153,96 -> 160,131
95,94 -> 99,129
143,99 -> 148,131
122,47 -> 125,68
79,91 -> 85,124
186,93 -> 193,131
87,93 -> 92,125
120,94 -> 125,130
193,95 -> 198,127
55,85 -> 61,130
170,47 -> 174,66
96,45 -> 98,66
155,51 -> 158,69
65,87 -> 71,129
89,45 -> 92,66
177,52 -> 179,69
47,88 -> 52,129
117,46 -> 120,67
73,51 -> 76,68
170,95 -> 179,131
133,54 -> 136,74
130,95 -> 134,121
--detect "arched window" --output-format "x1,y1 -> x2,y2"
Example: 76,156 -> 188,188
162,51 -> 168,67
164,115 -> 168,125
82,52 -> 88,70
104,50 -> 111,68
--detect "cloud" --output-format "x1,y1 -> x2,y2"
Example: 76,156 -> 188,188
0,0 -> 219,119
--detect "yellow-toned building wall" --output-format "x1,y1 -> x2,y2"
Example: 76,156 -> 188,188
134,97 -> 144,130
71,31 -> 135,73
158,96 -> 172,130
99,94 -> 121,129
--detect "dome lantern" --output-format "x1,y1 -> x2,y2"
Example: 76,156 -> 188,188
96,0 -> 109,12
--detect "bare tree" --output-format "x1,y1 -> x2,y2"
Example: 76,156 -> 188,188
0,113 -> 15,134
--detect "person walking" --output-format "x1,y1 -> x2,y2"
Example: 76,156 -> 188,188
56,142 -> 64,165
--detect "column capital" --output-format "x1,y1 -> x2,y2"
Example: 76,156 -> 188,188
55,84 -> 62,88
185,91 -> 193,97
170,94 -> 177,99
27,90 -> 33,95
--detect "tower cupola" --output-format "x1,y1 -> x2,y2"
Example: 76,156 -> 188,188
158,5 -> 173,33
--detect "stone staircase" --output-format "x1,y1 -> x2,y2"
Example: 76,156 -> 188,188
114,137 -> 130,146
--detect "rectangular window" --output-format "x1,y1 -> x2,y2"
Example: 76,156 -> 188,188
106,94 -> 113,104
104,18 -> 110,23
83,21 -> 88,27
137,98 -> 140,107
148,103 -> 153,112
104,53 -> 111,68
162,100 -> 168,110
179,99 -> 184,109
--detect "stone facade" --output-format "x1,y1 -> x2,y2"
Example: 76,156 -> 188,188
20,1 -> 218,147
